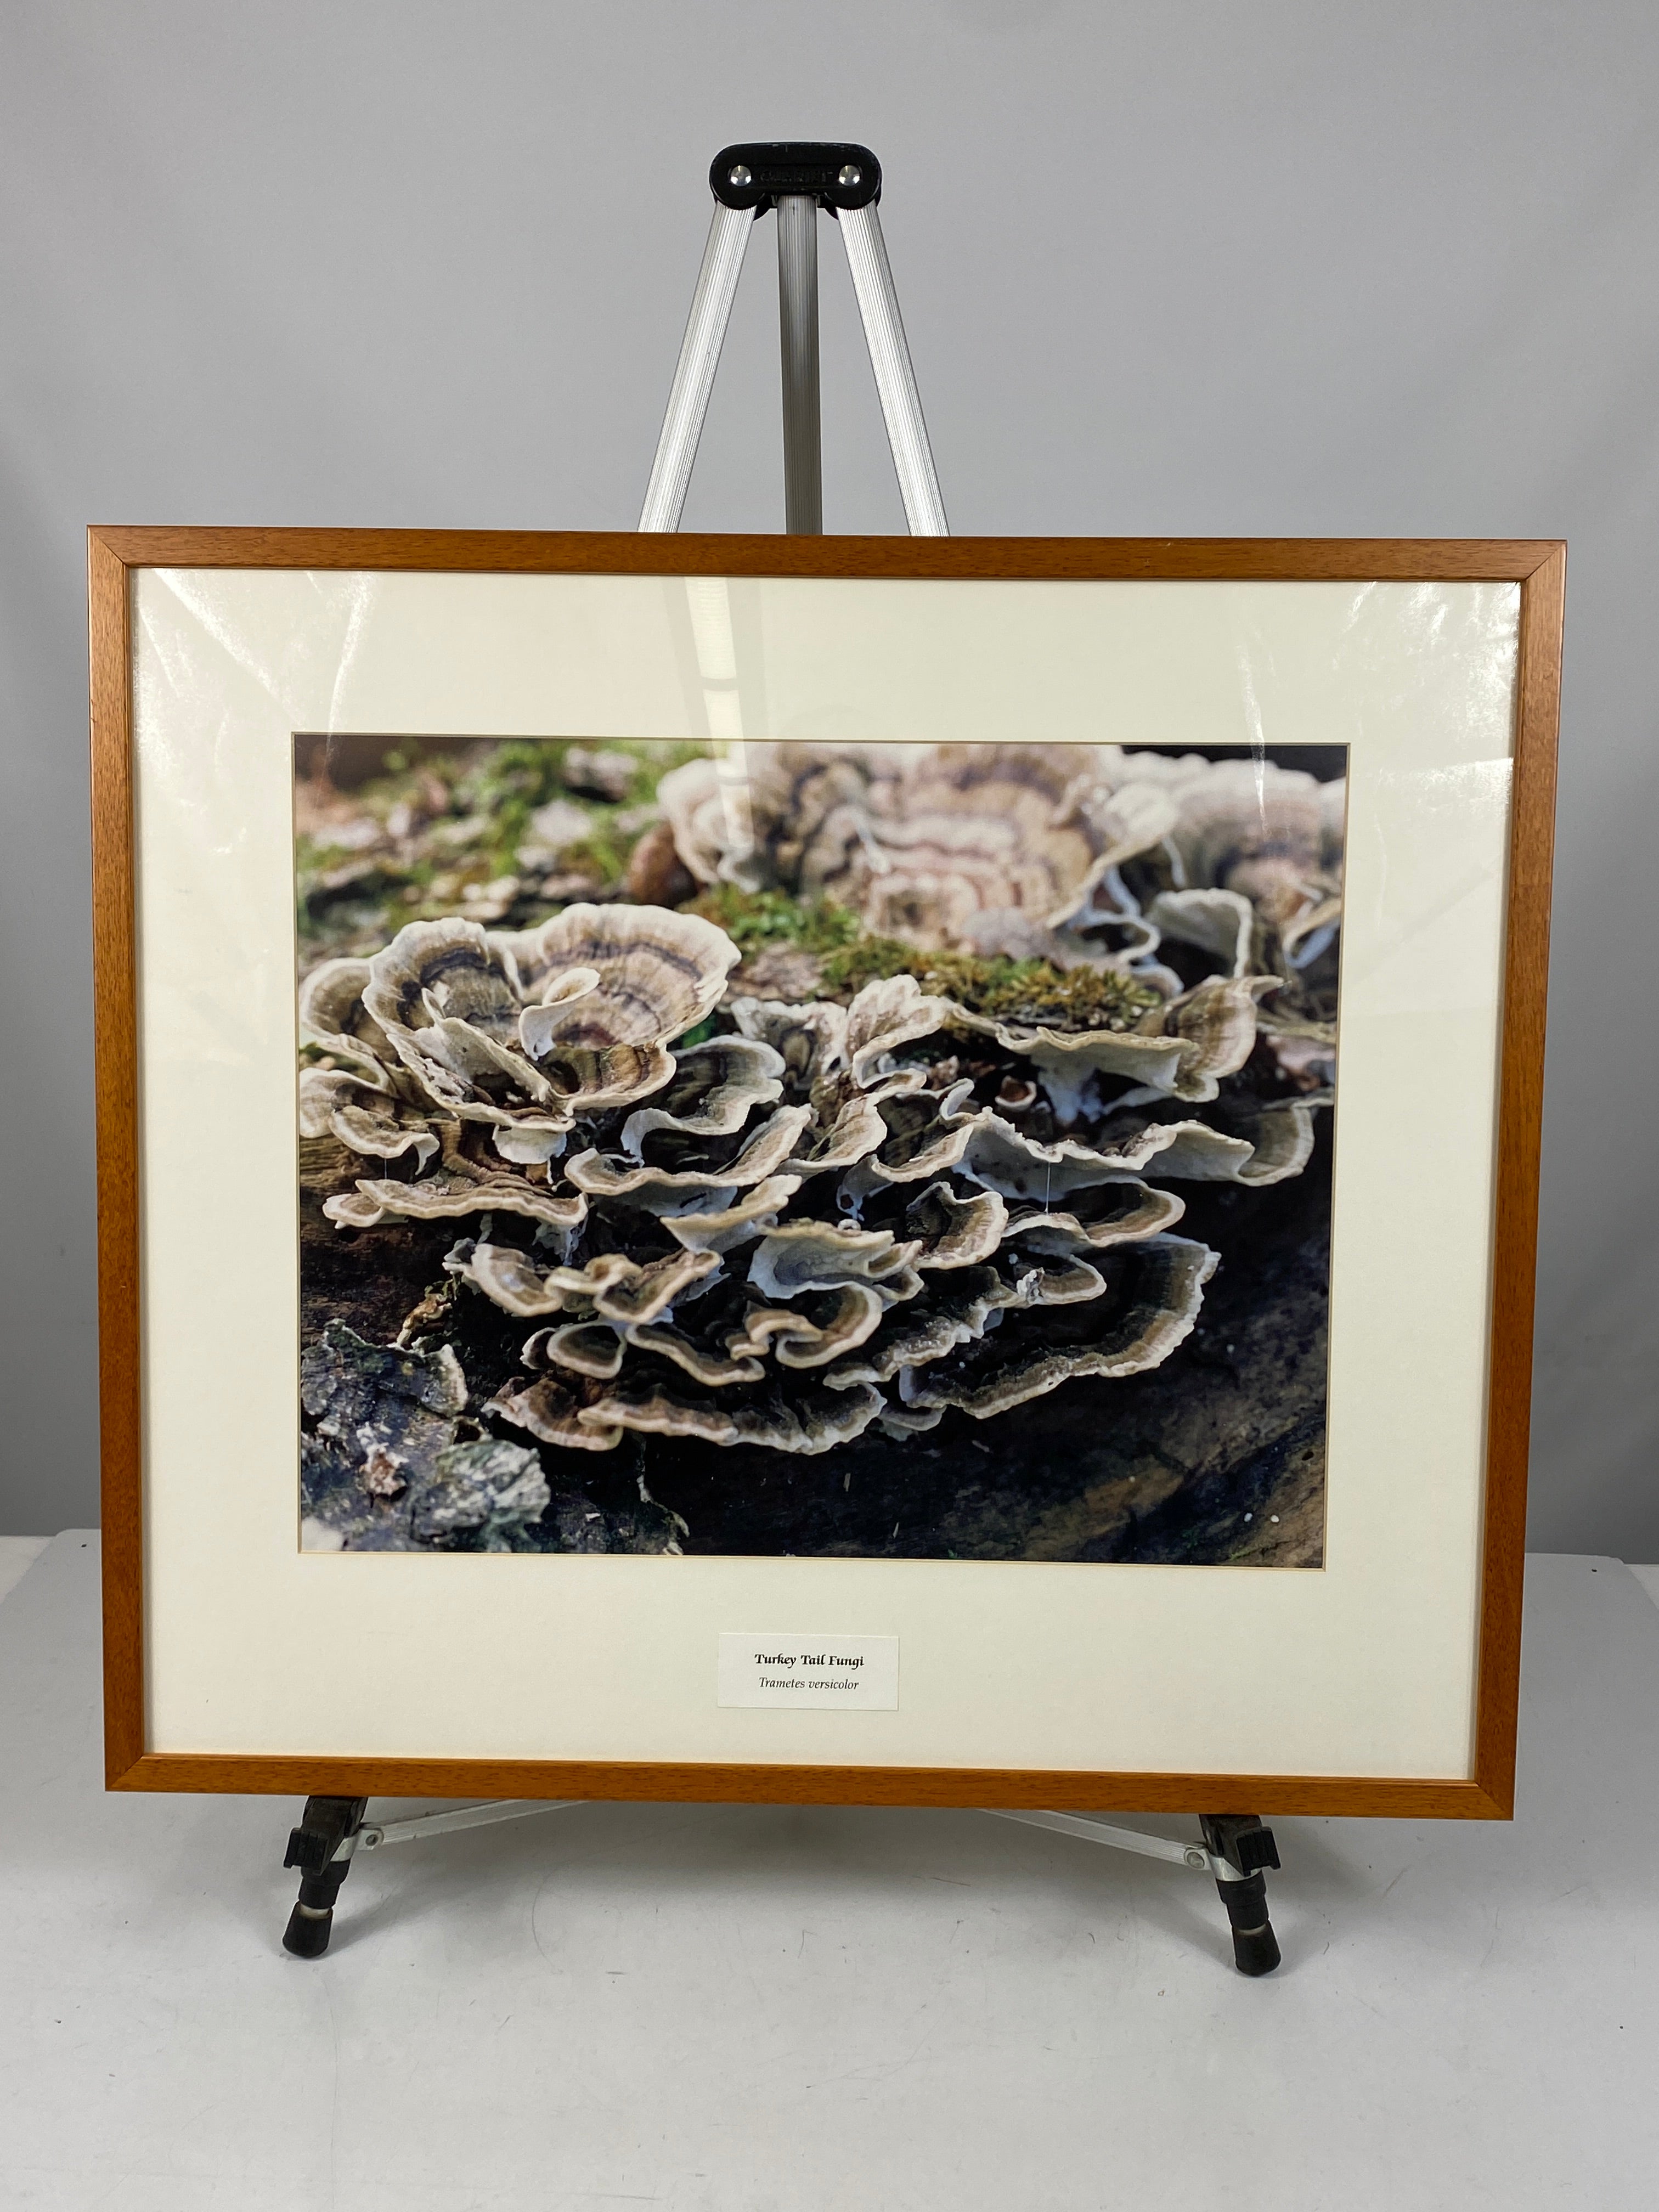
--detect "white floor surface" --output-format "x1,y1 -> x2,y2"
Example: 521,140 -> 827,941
1,1532 -> 1655,2212
0,1533 -> 49,1606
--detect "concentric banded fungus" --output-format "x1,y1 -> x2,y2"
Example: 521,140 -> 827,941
1143,888 -> 1255,979
748,1221 -> 924,1301
1086,751 -> 1347,986
500,903 -> 740,1035
490,1372 -> 624,1453
527,1321 -> 625,1379
822,1267 -> 1027,1390
325,1172 -> 588,1231
564,1368 -> 888,1455
660,1175 -> 802,1254
619,1037 -> 785,1156
900,1236 -> 1218,1419
655,757 -> 737,887
300,958 -> 398,1082
565,1104 -> 813,1211
727,1381 -> 887,1452
361,921 -> 562,1121
956,1104 -> 1312,1199
1160,759 -> 1345,961
956,1115 -> 1174,1203
661,742 -> 1342,1018
781,1091 -> 888,1178
943,972 -> 1274,1125
674,743 -> 1183,953
904,1181 -> 1009,1269
512,905 -> 742,1113
765,1288 -> 889,1369
1147,1103 -> 1317,1186
306,755 -> 1334,1525
851,744 -> 1180,945
839,1080 -> 978,1199
1006,1178 -> 1185,1254
345,919 -> 574,1156
461,1243 -> 721,1323
844,974 -> 954,1086
731,997 -> 848,1085
298,1068 -> 439,1166
620,1322 -> 766,1388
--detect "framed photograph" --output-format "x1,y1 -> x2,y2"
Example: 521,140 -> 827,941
91,531 -> 1562,1815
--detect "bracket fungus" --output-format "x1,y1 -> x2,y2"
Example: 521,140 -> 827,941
301,735 -> 1340,1554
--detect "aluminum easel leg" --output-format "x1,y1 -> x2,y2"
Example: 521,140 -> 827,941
280,1796 -> 1283,1974
776,194 -> 822,533
639,200 -> 755,533
837,200 -> 948,535
985,1808 -> 1283,1974
279,1798 -> 586,1957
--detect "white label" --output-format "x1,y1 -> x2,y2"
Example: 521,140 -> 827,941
718,1633 -> 899,1711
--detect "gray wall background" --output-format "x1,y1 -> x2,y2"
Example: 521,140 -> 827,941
2,2 -> 1655,1551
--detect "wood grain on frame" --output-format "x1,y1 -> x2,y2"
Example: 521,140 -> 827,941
88,532 -> 146,1784
92,526 -> 1556,583
88,529 -> 1564,1815
109,1751 -> 1509,1819
1471,542 -> 1565,1816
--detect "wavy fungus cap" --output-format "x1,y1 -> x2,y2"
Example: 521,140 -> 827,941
662,742 -> 1181,955
660,742 -> 1345,994
499,902 -> 740,1046
303,883 -> 1326,1517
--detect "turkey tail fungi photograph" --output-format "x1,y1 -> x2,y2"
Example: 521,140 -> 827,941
295,733 -> 1344,1564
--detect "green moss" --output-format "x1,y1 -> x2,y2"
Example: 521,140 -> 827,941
455,738 -> 713,877
454,742 -> 571,874
556,826 -> 630,890
298,737 -> 727,966
685,883 -> 864,955
683,886 -> 1159,1033
819,936 -> 1160,1032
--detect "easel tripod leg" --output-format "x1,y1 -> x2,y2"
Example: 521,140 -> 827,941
281,1796 -> 366,1959
776,194 -> 822,533
639,200 -> 755,533
836,200 -> 948,534
1200,1813 -> 1282,1976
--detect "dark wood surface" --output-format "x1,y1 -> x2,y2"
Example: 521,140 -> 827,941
88,528 -> 1564,1814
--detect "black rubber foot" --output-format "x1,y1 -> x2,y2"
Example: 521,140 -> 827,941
1229,1915 -> 1282,1977
282,1901 -> 335,1959
1215,1870 -> 1282,1976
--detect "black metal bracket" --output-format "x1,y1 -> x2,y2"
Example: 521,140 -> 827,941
709,141 -> 881,213
281,1795 -> 366,1958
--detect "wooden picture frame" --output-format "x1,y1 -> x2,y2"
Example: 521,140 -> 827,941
89,529 -> 1564,1816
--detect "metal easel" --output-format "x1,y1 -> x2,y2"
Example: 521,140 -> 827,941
281,143 -> 1283,1975
637,140 -> 945,534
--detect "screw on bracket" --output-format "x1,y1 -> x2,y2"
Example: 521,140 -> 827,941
710,142 -> 882,213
